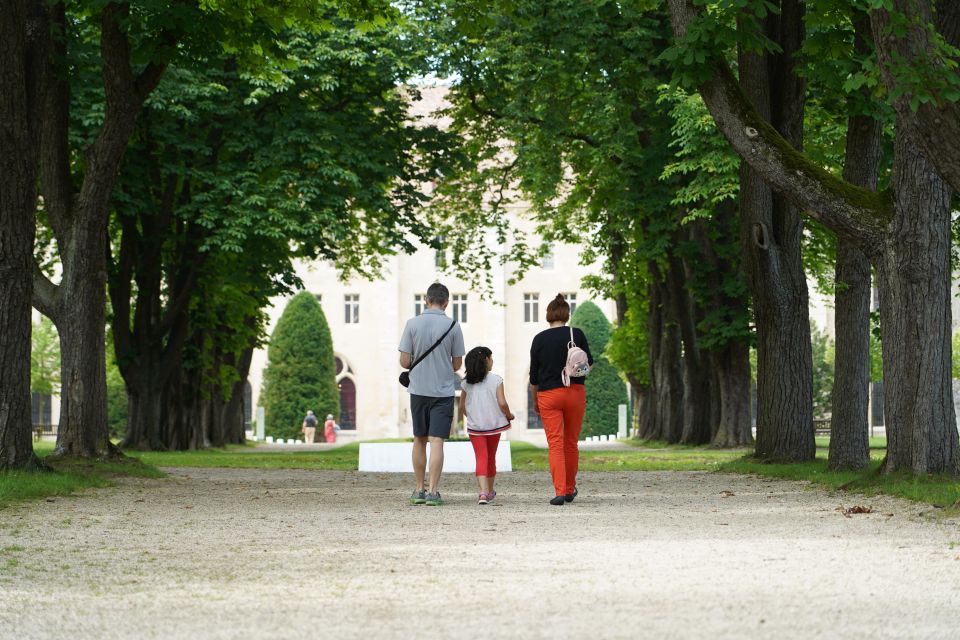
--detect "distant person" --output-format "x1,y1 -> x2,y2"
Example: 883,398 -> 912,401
302,410 -> 318,443
324,414 -> 337,443
398,282 -> 465,506
459,346 -> 514,505
529,294 -> 593,505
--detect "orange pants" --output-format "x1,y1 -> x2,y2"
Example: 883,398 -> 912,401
537,385 -> 586,496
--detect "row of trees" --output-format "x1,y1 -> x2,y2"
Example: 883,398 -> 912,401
1,1 -> 458,466
410,0 -> 960,475
3,1 -> 959,479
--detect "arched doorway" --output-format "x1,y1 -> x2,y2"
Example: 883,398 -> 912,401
335,355 -> 356,430
338,377 -> 356,430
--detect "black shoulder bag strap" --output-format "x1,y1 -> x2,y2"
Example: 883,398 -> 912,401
410,318 -> 457,372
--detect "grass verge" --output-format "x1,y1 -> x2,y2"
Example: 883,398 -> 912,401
0,447 -> 163,509
128,443 -> 361,471
719,457 -> 960,511
510,441 -> 749,471
12,437 -> 959,512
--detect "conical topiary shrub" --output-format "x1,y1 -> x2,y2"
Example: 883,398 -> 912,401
261,292 -> 339,440
571,301 -> 628,437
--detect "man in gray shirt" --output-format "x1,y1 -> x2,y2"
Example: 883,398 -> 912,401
398,282 -> 465,506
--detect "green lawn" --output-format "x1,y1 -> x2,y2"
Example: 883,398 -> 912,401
0,440 -> 163,509
129,443 -> 361,471
4,436 -> 958,511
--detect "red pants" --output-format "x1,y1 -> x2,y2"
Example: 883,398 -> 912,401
537,385 -> 585,496
469,433 -> 501,477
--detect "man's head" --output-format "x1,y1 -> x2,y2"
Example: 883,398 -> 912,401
425,282 -> 450,309
307,410 -> 314,416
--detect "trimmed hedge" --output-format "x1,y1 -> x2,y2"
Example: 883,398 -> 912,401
572,301 -> 628,437
261,292 -> 339,440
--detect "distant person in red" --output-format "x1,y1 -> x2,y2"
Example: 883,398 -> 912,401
324,414 -> 337,443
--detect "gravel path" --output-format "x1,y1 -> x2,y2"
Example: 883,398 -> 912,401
1,468 -> 958,639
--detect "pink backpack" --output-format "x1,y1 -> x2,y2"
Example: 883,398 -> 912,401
562,326 -> 591,386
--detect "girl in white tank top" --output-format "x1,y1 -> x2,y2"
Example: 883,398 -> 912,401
459,346 -> 514,504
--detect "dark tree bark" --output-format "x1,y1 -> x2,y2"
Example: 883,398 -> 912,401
646,269 -> 684,443
871,1 -> 960,194
712,340 -> 753,447
736,1 -> 815,462
667,0 -> 960,474
112,204 -> 202,450
829,20 -> 882,470
0,0 -> 44,470
688,207 -> 753,447
876,124 -> 959,474
31,3 -> 167,459
632,383 -> 651,439
640,279 -> 666,441
665,250 -> 712,445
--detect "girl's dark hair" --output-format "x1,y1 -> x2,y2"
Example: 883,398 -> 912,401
546,293 -> 570,323
464,346 -> 493,385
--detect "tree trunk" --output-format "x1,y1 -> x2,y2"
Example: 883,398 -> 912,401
632,383 -> 651,439
640,280 -> 664,440
53,227 -> 112,457
666,253 -> 712,445
876,124 -> 960,475
644,272 -> 684,443
0,0 -> 42,470
738,3 -> 815,462
829,72 -> 881,470
712,340 -> 753,447
30,3 -> 167,459
122,364 -> 169,450
829,238 -> 872,469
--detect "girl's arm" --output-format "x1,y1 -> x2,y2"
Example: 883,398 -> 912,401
459,389 -> 467,418
496,382 -> 515,421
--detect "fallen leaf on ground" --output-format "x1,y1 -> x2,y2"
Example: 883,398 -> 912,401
837,505 -> 872,517
720,490 -> 735,498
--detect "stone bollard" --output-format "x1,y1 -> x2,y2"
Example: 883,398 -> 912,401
266,436 -> 274,443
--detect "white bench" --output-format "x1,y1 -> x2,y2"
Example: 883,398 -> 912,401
358,441 -> 512,473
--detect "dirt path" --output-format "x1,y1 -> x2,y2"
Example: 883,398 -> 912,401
1,468 -> 958,639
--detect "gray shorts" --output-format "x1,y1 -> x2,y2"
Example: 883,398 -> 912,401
410,395 -> 454,439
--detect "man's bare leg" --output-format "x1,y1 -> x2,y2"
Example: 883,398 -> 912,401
427,436 -> 444,493
412,436 -> 428,491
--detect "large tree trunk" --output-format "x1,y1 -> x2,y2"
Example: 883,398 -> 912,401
638,278 -> 683,442
122,365 -> 169,450
876,125 -> 960,475
666,252 -> 712,445
631,383 -> 651,439
644,271 -> 684,443
30,3 -> 166,459
712,340 -> 753,447
738,3 -> 815,462
54,226 -> 113,457
688,206 -> 752,447
0,0 -> 42,470
829,51 -> 881,471
829,237 -> 872,469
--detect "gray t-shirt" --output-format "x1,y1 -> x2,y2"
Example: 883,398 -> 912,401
398,309 -> 465,397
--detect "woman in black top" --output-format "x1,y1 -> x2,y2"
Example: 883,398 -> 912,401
529,294 -> 593,505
